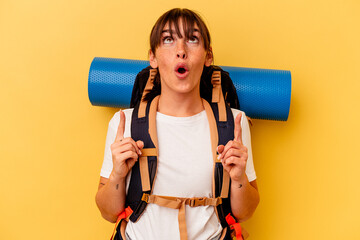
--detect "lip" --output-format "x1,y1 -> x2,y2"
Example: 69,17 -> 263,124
174,63 -> 189,79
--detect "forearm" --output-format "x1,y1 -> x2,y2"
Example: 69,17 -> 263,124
230,175 -> 259,222
95,173 -> 127,223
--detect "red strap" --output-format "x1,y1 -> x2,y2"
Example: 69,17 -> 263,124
116,206 -> 133,224
225,213 -> 236,225
110,207 -> 133,240
226,213 -> 243,240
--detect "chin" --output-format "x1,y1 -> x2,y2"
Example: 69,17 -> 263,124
163,77 -> 200,95
177,86 -> 199,95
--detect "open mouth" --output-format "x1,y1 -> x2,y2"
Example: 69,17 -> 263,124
177,67 -> 186,74
175,64 -> 189,77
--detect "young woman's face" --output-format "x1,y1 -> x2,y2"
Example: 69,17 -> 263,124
149,20 -> 212,97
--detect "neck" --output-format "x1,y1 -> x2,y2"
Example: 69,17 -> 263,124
157,91 -> 204,117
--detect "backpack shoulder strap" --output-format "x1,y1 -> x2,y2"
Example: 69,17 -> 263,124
211,70 -> 228,122
204,70 -> 237,229
213,102 -> 234,227
127,94 -> 159,222
137,69 -> 157,118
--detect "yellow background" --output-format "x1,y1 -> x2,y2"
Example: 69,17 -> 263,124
1,0 -> 359,239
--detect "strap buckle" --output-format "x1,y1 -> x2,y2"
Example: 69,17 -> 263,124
216,197 -> 222,205
189,197 -> 206,207
141,193 -> 149,203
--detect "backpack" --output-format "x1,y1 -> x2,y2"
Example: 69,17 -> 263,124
130,65 -> 240,110
111,66 -> 249,240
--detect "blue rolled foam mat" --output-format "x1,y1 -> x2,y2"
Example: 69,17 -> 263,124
88,57 -> 291,121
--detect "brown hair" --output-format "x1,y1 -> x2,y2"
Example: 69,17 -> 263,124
149,8 -> 211,54
144,8 -> 212,102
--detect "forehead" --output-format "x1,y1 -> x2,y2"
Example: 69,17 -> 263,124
161,19 -> 200,36
162,20 -> 199,30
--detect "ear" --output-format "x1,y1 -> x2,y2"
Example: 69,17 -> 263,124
149,50 -> 158,68
204,47 -> 213,67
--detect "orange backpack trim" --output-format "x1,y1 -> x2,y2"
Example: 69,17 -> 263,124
110,206 -> 133,240
225,213 -> 243,240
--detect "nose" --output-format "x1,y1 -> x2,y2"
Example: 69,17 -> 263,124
176,40 -> 187,59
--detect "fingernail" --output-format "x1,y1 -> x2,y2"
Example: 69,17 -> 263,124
138,150 -> 142,155
217,154 -> 221,160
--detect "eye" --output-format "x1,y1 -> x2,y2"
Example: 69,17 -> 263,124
163,36 -> 174,44
188,36 -> 199,43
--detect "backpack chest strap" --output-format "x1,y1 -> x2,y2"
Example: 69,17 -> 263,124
141,193 -> 222,240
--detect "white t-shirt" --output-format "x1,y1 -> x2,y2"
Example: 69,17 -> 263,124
100,108 -> 256,240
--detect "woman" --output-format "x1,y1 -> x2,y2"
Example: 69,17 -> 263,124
96,8 -> 259,240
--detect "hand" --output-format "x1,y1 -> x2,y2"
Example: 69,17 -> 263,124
110,110 -> 144,179
217,113 -> 248,183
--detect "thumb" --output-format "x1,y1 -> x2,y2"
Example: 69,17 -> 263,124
217,145 -> 225,154
136,140 -> 144,150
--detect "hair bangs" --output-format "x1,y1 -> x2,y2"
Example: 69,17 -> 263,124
150,8 -> 211,54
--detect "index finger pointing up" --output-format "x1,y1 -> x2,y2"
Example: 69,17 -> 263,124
234,112 -> 243,144
115,110 -> 126,142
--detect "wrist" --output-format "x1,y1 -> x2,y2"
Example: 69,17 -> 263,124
109,171 -> 126,184
231,174 -> 249,188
